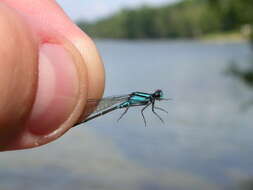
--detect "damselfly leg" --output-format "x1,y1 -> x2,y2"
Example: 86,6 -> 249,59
141,102 -> 151,126
117,107 -> 129,122
155,98 -> 170,114
152,101 -> 165,124
154,106 -> 168,114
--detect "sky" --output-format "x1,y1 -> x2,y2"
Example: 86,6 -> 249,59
56,0 -> 178,21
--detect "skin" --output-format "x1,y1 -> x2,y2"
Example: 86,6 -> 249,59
0,0 -> 105,151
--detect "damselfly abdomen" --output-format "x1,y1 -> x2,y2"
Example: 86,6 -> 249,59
75,89 -> 170,126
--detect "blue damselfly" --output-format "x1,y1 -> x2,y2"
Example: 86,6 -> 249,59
75,89 -> 170,126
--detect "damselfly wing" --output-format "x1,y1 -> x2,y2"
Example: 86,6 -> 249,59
78,95 -> 130,124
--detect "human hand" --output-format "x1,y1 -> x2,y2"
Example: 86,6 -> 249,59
0,0 -> 104,151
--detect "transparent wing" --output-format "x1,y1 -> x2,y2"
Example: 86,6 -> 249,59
87,94 -> 130,114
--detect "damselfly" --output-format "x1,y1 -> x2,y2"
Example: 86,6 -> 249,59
75,89 -> 170,126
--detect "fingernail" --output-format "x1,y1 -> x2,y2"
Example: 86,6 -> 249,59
27,44 -> 79,135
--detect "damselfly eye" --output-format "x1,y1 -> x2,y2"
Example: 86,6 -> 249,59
159,91 -> 163,98
154,89 -> 163,98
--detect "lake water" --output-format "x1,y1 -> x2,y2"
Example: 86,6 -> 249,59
1,40 -> 253,190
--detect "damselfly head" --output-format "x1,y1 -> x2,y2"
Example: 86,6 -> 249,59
153,89 -> 163,100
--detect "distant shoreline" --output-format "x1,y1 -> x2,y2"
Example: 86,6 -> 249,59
200,31 -> 249,43
93,37 -> 248,44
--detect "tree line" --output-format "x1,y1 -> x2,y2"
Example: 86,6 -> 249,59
77,0 -> 253,39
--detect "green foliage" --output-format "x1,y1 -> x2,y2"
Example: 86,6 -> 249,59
78,0 -> 253,39
207,0 -> 253,30
251,27 -> 253,44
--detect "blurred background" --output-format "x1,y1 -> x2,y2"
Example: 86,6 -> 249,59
1,0 -> 253,190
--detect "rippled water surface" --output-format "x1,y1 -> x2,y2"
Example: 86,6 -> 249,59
1,40 -> 253,190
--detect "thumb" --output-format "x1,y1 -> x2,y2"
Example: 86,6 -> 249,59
0,3 -> 38,148
0,2 -> 104,151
